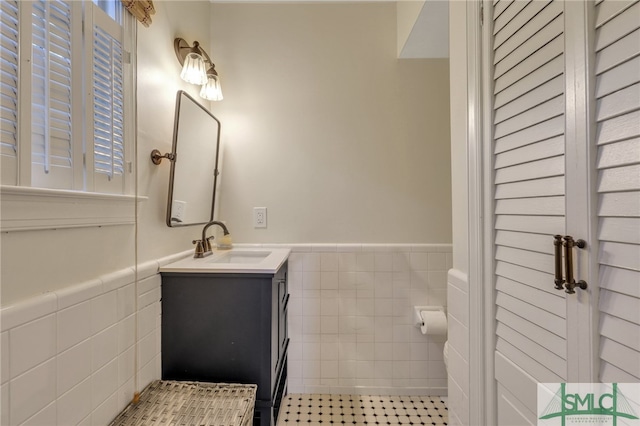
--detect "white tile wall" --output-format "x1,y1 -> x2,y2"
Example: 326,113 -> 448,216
279,244 -> 452,396
446,269 -> 469,426
0,259 -> 163,426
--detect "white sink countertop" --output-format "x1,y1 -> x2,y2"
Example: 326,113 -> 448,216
160,247 -> 291,274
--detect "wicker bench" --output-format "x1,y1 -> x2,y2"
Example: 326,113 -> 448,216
109,381 -> 257,426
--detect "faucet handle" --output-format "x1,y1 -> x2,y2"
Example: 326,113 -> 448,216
205,236 -> 215,252
192,239 -> 206,258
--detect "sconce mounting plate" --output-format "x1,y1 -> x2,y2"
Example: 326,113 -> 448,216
174,38 -> 191,66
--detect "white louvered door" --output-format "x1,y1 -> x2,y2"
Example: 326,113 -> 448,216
593,0 -> 640,384
491,1 -> 575,423
487,0 -> 640,424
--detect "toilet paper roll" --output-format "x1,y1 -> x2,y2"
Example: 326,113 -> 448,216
420,310 -> 447,336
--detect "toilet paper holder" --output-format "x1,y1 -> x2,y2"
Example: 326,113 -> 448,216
414,305 -> 446,327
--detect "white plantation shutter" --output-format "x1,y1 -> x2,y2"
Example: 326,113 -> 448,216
89,4 -> 126,193
594,0 -> 640,383
0,0 -> 132,198
0,0 -> 19,185
30,0 -> 81,189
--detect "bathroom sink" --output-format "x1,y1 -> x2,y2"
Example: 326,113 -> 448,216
160,247 -> 290,274
207,250 -> 271,264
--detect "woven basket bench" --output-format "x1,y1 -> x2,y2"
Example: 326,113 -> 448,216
109,381 -> 257,426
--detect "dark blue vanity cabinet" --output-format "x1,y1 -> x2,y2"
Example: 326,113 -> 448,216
161,262 -> 289,426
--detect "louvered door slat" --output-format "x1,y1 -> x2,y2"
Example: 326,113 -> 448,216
599,241 -> 640,270
494,0 -> 513,23
595,0 -> 638,28
496,308 -> 566,355
496,261 -> 566,298
497,323 -> 567,376
495,196 -> 565,216
495,246 -> 554,273
494,1 -> 559,61
595,29 -> 640,74
494,116 -> 564,153
598,164 -> 640,192
494,0 -> 530,36
597,110 -> 640,144
600,289 -> 640,326
496,277 -> 565,315
495,17 -> 563,79
600,338 -> 640,378
494,96 -> 564,139
598,217 -> 640,244
495,176 -> 564,198
495,156 -> 564,184
597,138 -> 640,167
595,1 -> 640,50
494,75 -> 563,124
599,265 -> 640,297
496,230 -> 554,253
601,363 -> 639,383
596,56 -> 640,98
597,83 -> 640,121
598,192 -> 640,216
496,338 -> 565,382
496,292 -> 566,338
495,135 -> 564,168
600,314 -> 640,352
495,55 -> 563,106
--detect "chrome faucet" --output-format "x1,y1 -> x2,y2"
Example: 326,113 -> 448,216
193,220 -> 230,258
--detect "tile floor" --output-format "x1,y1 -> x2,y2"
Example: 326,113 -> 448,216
277,394 -> 448,425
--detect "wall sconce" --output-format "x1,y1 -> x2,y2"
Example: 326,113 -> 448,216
174,38 -> 223,101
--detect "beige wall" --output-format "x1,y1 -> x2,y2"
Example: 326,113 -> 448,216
135,1 -> 215,263
210,2 -> 452,244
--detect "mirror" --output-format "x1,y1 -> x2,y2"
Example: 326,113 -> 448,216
166,90 -> 221,227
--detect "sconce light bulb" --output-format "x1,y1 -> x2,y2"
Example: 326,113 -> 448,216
180,52 -> 208,85
200,74 -> 224,101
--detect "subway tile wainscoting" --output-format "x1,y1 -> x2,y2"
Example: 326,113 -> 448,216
0,253 -> 188,426
280,244 -> 452,396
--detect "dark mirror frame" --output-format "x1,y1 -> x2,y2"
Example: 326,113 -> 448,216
166,90 -> 221,227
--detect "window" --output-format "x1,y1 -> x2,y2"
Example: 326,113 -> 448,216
0,0 -> 134,195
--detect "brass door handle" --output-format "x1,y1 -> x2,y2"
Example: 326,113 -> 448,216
562,236 -> 588,294
553,235 -> 565,290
